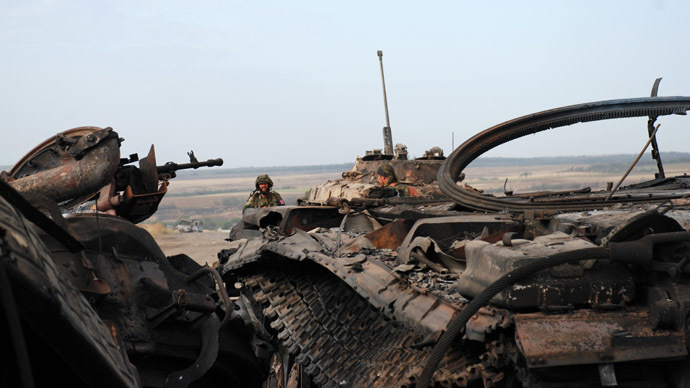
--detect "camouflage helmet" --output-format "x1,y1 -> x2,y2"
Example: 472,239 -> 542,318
376,163 -> 397,183
255,174 -> 273,189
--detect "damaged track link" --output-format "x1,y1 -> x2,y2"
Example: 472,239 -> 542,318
439,96 -> 690,212
240,262 -> 514,388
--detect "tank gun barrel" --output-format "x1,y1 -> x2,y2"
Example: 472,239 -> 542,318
378,50 -> 394,156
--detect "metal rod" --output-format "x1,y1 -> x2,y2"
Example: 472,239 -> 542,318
606,123 -> 661,201
378,50 -> 394,155
648,77 -> 665,179
378,50 -> 391,128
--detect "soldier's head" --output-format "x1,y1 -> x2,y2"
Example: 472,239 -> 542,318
255,174 -> 273,193
376,163 -> 397,186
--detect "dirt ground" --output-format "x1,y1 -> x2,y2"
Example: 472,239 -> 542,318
154,230 -> 233,266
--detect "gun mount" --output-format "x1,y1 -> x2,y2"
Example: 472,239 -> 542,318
0,127 -> 267,388
4,126 -> 223,223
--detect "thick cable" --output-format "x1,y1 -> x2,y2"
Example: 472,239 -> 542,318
415,247 -> 609,388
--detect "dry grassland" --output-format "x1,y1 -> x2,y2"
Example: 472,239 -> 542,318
168,172 -> 342,198
464,162 -> 690,194
149,171 -> 343,227
146,161 -> 690,229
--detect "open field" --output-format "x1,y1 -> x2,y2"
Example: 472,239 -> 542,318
144,157 -> 690,231
138,224 -> 228,265
146,157 -> 690,264
153,231 -> 230,266
464,161 -> 690,194
148,158 -> 690,265
167,172 -> 341,197
148,171 -> 343,228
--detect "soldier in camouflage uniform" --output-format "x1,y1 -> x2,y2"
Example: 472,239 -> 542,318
243,174 -> 285,210
375,163 -> 419,197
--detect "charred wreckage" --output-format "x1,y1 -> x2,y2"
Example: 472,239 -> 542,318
3,77 -> 690,388
222,79 -> 690,388
0,127 -> 269,387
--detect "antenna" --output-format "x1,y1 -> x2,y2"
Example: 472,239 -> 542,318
648,77 -> 665,179
378,50 -> 394,156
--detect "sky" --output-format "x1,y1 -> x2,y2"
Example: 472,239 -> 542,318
1,0 -> 689,169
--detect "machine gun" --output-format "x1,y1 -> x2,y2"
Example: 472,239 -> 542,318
111,147 -> 224,223
156,151 -> 224,180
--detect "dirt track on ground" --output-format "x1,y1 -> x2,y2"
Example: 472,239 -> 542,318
154,231 -> 232,266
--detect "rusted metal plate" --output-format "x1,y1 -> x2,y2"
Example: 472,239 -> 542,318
514,309 -> 687,368
364,218 -> 414,249
352,158 -> 444,185
280,206 -> 344,233
398,214 -> 520,256
242,206 -> 343,234
458,233 -> 635,309
110,181 -> 169,223
137,144 -> 159,194
9,133 -> 120,203
10,126 -> 106,177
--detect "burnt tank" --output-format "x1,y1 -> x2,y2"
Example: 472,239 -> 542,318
220,79 -> 690,387
0,127 -> 267,387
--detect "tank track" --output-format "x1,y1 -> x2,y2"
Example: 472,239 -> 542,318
439,97 -> 690,212
239,262 -> 513,388
0,195 -> 139,387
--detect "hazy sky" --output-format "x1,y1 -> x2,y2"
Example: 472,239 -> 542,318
2,1 -> 689,169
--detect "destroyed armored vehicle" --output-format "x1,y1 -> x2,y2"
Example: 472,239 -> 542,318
0,127 -> 268,387
177,219 -> 204,233
221,82 -> 690,387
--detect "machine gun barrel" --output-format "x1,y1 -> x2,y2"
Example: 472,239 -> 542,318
157,158 -> 224,179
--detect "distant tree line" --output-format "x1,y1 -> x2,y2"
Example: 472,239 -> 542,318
166,188 -> 254,197
171,152 -> 690,178
469,152 -> 690,167
176,163 -> 352,179
221,197 -> 248,209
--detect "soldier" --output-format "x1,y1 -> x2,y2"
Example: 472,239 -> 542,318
375,163 -> 419,197
243,174 -> 285,210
